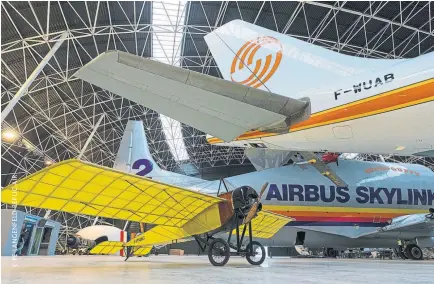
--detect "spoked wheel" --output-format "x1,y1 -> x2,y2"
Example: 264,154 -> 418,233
208,238 -> 230,266
246,241 -> 266,265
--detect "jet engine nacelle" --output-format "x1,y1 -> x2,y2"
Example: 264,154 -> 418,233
76,225 -> 123,245
66,235 -> 80,248
66,235 -> 96,248
417,237 -> 434,248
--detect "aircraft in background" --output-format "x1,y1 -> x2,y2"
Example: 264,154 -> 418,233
75,19 -> 434,157
66,121 -> 434,259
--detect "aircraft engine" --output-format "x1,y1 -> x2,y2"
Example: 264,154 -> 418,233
66,235 -> 96,249
76,225 -> 123,244
232,186 -> 261,216
66,235 -> 80,248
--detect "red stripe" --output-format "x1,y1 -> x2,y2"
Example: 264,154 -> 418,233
120,231 -> 124,257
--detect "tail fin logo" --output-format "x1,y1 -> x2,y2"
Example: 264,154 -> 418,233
230,36 -> 282,88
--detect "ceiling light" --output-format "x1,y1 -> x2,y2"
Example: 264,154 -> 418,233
45,160 -> 53,165
2,130 -> 18,142
395,146 -> 406,151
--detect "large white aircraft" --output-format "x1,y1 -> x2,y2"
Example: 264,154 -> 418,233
90,121 -> 434,259
75,20 -> 434,157
3,120 -> 433,260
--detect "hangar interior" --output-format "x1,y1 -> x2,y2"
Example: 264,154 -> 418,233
1,0 -> 434,254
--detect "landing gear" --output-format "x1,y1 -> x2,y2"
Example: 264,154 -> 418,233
208,238 -> 230,266
396,246 -> 408,259
405,244 -> 423,260
246,241 -> 265,265
195,213 -> 266,266
324,247 -> 338,258
395,244 -> 424,260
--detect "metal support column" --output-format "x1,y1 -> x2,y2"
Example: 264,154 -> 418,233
1,32 -> 68,124
78,113 -> 105,229
77,113 -> 105,159
43,210 -> 51,219
123,221 -> 130,231
92,217 -> 99,225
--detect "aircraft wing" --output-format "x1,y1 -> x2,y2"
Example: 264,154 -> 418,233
356,213 -> 434,239
2,159 -> 294,247
1,159 -> 222,227
74,51 -> 310,142
237,210 -> 294,239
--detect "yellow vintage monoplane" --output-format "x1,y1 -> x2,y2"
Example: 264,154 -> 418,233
1,159 -> 293,266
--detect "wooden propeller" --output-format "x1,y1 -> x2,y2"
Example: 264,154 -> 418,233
243,182 -> 268,224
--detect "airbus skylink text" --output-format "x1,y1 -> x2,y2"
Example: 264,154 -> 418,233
266,184 -> 434,206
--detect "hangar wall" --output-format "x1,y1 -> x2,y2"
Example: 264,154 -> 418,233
1,209 -> 61,256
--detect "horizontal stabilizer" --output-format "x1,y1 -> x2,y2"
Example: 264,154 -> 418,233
75,51 -> 310,141
90,241 -> 153,256
90,241 -> 124,255
132,246 -> 152,256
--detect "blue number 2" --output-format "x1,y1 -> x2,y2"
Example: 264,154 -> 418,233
132,159 -> 153,176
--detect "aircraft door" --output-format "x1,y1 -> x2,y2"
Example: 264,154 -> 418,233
38,227 -> 53,255
29,227 -> 44,255
28,219 -> 49,256
18,221 -> 35,256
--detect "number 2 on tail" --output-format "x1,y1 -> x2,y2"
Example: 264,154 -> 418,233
132,159 -> 153,176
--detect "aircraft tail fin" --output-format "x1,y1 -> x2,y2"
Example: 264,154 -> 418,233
114,120 -> 205,187
114,120 -> 162,177
205,20 -> 404,97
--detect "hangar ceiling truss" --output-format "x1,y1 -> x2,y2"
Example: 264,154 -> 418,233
1,1 -> 434,243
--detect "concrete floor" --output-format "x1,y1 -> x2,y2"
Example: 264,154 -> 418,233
2,255 -> 434,284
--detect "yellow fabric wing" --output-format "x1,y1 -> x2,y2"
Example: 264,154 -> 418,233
127,203 -> 224,247
90,241 -> 152,256
133,247 -> 152,256
234,210 -> 293,239
1,159 -> 222,227
90,241 -> 124,255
